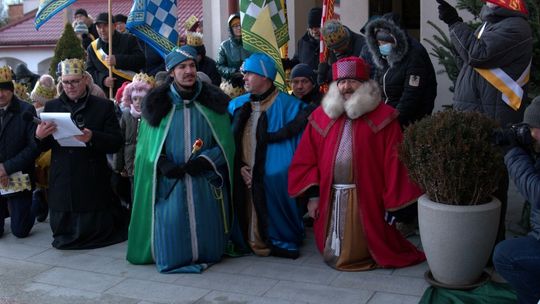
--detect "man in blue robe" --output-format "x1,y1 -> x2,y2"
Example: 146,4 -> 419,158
229,53 -> 306,259
127,46 -> 235,273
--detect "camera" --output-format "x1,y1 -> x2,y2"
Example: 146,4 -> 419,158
493,123 -> 533,147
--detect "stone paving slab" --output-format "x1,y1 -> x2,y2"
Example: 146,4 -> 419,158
264,280 -> 374,304
173,271 -> 278,296
105,278 -> 210,303
0,181 -> 525,304
33,267 -> 125,293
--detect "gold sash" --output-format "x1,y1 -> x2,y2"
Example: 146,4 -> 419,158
90,39 -> 135,81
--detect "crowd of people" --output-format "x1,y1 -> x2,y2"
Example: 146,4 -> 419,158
0,0 -> 538,302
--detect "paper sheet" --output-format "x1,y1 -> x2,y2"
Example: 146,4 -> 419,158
39,112 -> 85,147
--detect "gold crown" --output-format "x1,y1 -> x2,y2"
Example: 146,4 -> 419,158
14,82 -> 30,102
0,65 -> 13,83
186,31 -> 203,47
220,81 -> 245,99
132,73 -> 156,87
59,58 -> 85,76
184,15 -> 199,31
32,81 -> 57,101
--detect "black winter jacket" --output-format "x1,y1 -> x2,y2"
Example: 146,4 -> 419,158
86,31 -> 145,95
39,92 -> 123,212
505,147 -> 540,240
365,18 -> 437,127
0,97 -> 39,190
449,6 -> 533,127
292,32 -> 320,72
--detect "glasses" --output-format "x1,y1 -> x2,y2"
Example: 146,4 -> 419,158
231,24 -> 241,29
61,78 -> 83,87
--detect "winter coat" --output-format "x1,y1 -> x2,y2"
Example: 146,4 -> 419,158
199,56 -> 222,86
292,32 -> 320,72
505,147 -> 540,240
365,18 -> 437,127
86,31 -> 145,95
39,92 -> 123,212
216,37 -> 252,81
0,96 -> 39,193
113,111 -> 140,177
449,6 -> 533,127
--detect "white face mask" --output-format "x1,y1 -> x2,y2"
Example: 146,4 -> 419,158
486,2 -> 498,9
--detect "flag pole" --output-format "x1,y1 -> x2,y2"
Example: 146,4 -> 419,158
108,0 -> 114,99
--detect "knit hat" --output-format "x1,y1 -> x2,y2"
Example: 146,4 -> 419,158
74,8 -> 88,17
115,81 -> 130,104
332,56 -> 370,82
241,53 -> 277,81
308,7 -> 322,28
122,75 -> 154,107
0,65 -> 14,92
322,19 -> 350,50
524,96 -> 540,128
485,0 -> 528,14
114,14 -> 128,24
165,45 -> 197,71
95,12 -> 110,25
30,74 -> 57,103
290,63 -> 316,85
73,21 -> 89,34
375,28 -> 395,43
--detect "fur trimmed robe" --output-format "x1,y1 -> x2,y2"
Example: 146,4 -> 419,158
289,80 -> 426,268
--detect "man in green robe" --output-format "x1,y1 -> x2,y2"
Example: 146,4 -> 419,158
127,46 -> 235,273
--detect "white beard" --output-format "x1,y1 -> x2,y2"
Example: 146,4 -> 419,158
321,80 -> 381,120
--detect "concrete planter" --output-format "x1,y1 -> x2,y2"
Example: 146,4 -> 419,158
418,194 -> 501,287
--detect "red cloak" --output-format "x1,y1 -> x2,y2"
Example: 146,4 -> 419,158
288,102 -> 425,268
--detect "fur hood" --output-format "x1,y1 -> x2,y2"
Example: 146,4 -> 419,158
364,17 -> 409,68
321,80 -> 381,119
142,80 -> 230,127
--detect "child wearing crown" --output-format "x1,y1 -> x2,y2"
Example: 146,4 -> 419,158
112,73 -> 155,207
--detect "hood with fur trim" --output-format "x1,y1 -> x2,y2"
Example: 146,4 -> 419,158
321,80 -> 381,119
364,17 -> 408,68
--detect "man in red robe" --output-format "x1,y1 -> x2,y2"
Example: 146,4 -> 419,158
288,56 -> 425,270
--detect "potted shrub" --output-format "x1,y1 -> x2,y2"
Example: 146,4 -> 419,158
399,110 -> 504,288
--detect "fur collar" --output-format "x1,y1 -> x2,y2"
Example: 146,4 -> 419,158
142,81 -> 230,127
321,80 -> 381,120
365,18 -> 409,68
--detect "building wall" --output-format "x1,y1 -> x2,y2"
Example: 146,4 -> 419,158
0,46 -> 53,74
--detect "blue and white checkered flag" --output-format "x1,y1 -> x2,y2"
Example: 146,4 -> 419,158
126,0 -> 178,59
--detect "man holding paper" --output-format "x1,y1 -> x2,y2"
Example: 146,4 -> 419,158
35,58 -> 128,249
0,65 -> 39,238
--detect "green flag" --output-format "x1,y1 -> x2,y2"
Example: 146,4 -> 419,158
240,0 -> 289,90
240,0 -> 289,47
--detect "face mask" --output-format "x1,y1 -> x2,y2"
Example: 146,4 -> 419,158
379,44 -> 393,56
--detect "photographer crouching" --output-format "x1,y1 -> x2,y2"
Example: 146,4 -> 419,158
492,97 -> 540,304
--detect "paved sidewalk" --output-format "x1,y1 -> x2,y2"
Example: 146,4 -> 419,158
0,184 -> 524,304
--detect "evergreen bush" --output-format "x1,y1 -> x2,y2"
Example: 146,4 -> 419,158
49,22 -> 85,77
399,110 -> 504,205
